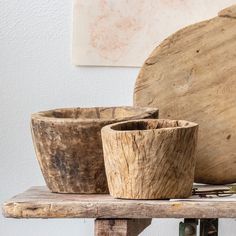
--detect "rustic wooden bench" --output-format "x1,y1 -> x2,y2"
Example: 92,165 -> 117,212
2,186 -> 236,236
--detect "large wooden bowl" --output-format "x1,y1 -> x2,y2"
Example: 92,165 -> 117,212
102,119 -> 198,199
31,107 -> 159,193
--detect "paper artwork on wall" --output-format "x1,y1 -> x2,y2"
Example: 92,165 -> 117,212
72,0 -> 236,67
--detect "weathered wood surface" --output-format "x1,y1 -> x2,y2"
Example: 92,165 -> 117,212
95,219 -> 152,236
3,186 -> 236,219
102,119 -> 198,199
134,4 -> 236,184
31,107 -> 158,193
218,5 -> 236,18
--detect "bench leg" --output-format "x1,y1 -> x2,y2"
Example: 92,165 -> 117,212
200,219 -> 218,236
95,218 -> 152,236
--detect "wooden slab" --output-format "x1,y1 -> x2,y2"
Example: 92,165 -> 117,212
134,5 -> 236,184
2,186 -> 236,219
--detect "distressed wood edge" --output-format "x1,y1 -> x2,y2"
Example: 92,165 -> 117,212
3,187 -> 236,219
3,200 -> 236,219
2,203 -> 10,218
218,4 -> 236,18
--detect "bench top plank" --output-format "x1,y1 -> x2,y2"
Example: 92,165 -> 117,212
2,186 -> 236,219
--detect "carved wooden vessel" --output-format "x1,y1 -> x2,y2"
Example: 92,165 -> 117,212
134,5 -> 236,184
102,119 -> 198,199
31,107 -> 159,193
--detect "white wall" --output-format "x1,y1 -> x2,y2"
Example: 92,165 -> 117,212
0,1 -> 235,235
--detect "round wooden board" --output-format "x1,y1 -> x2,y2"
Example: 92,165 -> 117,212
134,5 -> 236,184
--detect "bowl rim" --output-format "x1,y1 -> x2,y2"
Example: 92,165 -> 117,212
102,119 -> 198,133
31,106 -> 159,123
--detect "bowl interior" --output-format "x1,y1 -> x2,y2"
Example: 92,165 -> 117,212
35,107 -> 158,121
111,119 -> 194,131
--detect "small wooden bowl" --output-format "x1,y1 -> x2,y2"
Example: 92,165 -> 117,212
101,119 -> 198,199
31,107 -> 159,193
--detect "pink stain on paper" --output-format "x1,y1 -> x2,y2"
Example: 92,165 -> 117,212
89,0 -> 187,62
90,1 -> 146,61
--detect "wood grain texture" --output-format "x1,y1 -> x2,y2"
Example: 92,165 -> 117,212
134,4 -> 236,184
218,5 -> 236,18
31,107 -> 158,194
95,219 -> 152,236
102,119 -> 198,199
3,186 -> 236,219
